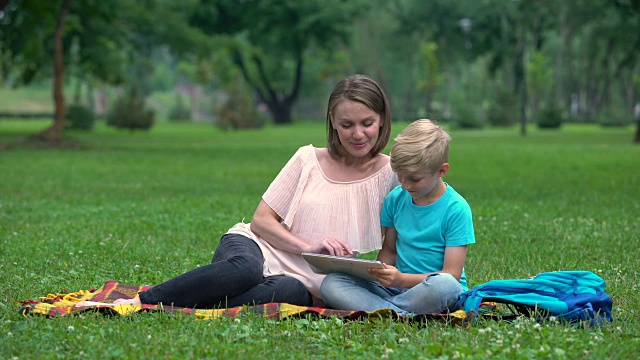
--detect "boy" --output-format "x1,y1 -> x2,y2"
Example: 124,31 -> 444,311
320,119 -> 475,315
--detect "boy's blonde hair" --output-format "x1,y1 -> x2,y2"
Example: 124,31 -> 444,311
390,119 -> 451,174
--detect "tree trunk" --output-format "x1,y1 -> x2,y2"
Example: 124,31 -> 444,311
270,103 -> 293,125
231,49 -> 300,125
515,27 -> 528,136
425,90 -> 433,117
33,0 -> 72,142
594,38 -> 615,114
635,121 -> 640,144
555,13 -> 569,106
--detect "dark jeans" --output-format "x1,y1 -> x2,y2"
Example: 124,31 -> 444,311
138,233 -> 312,308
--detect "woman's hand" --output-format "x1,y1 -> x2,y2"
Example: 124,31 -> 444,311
368,264 -> 402,287
251,200 -> 355,256
305,236 -> 352,257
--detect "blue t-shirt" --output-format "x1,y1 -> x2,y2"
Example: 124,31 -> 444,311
380,184 -> 475,290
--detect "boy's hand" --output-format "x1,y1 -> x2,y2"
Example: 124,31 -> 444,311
368,264 -> 402,288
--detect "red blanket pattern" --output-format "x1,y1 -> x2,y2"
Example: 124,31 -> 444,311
19,280 -> 470,324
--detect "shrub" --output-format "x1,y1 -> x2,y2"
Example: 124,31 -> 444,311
168,93 -> 191,122
486,88 -> 517,127
536,103 -> 564,129
451,104 -> 483,129
106,88 -> 155,131
597,106 -> 632,127
215,80 -> 265,130
66,104 -> 96,131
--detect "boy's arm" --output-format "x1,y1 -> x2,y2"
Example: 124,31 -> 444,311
373,227 -> 424,288
440,245 -> 468,281
377,226 -> 397,265
373,245 -> 467,288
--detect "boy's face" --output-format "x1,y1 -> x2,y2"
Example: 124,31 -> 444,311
396,164 -> 449,204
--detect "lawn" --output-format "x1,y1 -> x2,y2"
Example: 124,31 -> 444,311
1,120 -> 639,359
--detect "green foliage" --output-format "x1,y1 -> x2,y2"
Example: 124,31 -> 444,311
536,103 -> 564,129
525,51 -> 553,102
455,113 -> 484,129
416,41 -> 444,93
215,80 -> 265,130
450,92 -> 484,129
106,88 -> 155,131
597,106 -> 633,127
168,93 -> 191,122
313,49 -> 351,83
65,104 -> 96,131
485,86 -> 517,127
190,0 -> 369,124
0,2 -> 59,85
150,61 -> 177,91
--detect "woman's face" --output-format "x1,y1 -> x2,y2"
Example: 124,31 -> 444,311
330,100 -> 382,159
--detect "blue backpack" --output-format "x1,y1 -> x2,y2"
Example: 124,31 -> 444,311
455,271 -> 613,326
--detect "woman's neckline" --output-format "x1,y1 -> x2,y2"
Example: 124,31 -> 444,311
311,146 -> 389,184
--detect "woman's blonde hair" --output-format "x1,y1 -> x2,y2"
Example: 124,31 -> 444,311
391,119 -> 450,174
326,75 -> 391,158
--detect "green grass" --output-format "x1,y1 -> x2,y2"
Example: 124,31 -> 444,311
1,120 -> 639,359
0,86 -> 54,113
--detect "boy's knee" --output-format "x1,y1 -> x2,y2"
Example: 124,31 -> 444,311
320,273 -> 349,301
427,272 -> 456,284
320,274 -> 335,300
440,272 -> 457,282
320,273 -> 340,290
426,273 -> 463,293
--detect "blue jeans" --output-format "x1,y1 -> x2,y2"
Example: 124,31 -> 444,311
320,272 -> 463,315
139,233 -> 312,308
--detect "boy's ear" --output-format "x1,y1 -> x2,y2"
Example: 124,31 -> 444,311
439,163 -> 450,177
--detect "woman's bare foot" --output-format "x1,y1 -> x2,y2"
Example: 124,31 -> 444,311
112,297 -> 142,306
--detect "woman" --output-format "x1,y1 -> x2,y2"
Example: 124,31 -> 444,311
108,74 -> 398,308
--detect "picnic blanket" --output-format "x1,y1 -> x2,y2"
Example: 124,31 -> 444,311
19,280 -> 471,325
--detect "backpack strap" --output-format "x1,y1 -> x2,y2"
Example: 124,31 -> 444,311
455,288 -> 483,313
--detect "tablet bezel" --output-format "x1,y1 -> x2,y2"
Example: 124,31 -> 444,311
301,252 -> 385,281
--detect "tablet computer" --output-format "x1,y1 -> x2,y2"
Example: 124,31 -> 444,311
302,252 -> 385,281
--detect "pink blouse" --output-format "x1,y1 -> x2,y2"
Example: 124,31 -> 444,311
226,145 -> 399,298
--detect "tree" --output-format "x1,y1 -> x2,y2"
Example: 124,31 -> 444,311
189,0 -> 366,124
1,1 -> 127,144
46,0 -> 72,142
2,1 -> 97,142
1,0 -> 204,144
416,41 -> 443,116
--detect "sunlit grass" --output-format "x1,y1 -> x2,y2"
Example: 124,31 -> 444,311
1,120 -> 638,359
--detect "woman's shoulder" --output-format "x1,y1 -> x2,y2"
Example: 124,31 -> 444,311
373,152 -> 390,170
285,145 -> 316,164
294,144 -> 315,155
312,146 -> 327,159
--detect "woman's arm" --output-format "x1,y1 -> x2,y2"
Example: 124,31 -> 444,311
250,200 -> 351,256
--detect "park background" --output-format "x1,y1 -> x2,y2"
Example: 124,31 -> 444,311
1,0 -> 639,359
